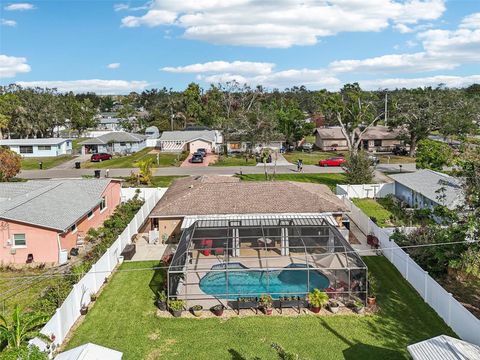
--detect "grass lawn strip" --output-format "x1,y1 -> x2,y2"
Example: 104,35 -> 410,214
237,173 -> 346,192
352,198 -> 394,227
65,257 -> 454,360
21,155 -> 76,170
82,149 -> 187,169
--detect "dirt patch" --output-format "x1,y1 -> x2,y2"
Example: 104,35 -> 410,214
146,339 -> 177,360
439,275 -> 480,319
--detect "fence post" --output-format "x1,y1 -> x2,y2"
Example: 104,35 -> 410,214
55,308 -> 63,345
91,264 -> 97,292
447,293 -> 453,326
106,247 -> 112,272
405,254 -> 410,280
390,240 -> 394,263
423,271 -> 428,301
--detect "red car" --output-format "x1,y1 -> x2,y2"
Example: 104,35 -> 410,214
90,153 -> 112,162
319,157 -> 346,167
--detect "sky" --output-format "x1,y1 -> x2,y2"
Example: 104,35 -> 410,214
0,0 -> 479,94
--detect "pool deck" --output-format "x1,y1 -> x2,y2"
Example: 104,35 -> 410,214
176,251 -> 355,308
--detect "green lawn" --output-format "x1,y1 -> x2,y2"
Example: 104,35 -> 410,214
352,198 -> 394,227
377,155 -> 416,164
150,176 -> 186,187
237,173 -> 346,192
82,149 -> 187,169
283,150 -> 347,165
65,257 -> 454,360
21,155 -> 75,170
212,154 -> 257,166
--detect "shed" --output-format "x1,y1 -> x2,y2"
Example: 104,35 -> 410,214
407,335 -> 480,360
54,343 -> 123,360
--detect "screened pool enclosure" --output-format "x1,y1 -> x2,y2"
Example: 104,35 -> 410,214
167,217 -> 368,309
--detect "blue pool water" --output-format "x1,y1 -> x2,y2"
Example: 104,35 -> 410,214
199,263 -> 330,299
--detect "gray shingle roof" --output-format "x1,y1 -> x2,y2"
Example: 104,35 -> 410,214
150,176 -> 346,217
0,179 -> 114,231
79,132 -> 147,145
389,169 -> 464,210
159,130 -> 216,142
0,138 -> 69,146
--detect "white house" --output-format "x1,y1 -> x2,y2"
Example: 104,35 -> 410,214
79,132 -> 147,155
158,130 -> 222,154
0,138 -> 72,158
226,132 -> 284,153
96,112 -> 123,132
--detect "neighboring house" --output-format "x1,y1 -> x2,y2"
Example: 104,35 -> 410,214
389,169 -> 464,211
148,175 -> 348,242
314,126 -> 402,152
226,133 -> 284,153
96,112 -> 124,132
158,130 -> 223,153
79,132 -> 147,155
0,138 -> 72,158
0,179 -> 121,265
145,126 -> 161,148
55,343 -> 123,360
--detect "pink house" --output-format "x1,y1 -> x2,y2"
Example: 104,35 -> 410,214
0,179 -> 121,265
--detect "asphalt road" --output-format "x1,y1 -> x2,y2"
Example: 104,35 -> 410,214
18,163 -> 416,179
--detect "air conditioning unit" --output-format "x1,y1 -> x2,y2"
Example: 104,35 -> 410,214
10,248 -> 16,255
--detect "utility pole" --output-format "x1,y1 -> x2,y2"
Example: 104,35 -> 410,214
384,92 -> 388,125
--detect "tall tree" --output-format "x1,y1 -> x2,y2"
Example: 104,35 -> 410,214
0,93 -> 20,139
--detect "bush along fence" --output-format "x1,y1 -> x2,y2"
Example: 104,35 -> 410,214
31,189 -> 164,352
342,196 -> 480,346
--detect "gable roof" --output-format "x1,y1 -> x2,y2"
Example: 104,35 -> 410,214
55,342 -> 123,360
314,126 -> 401,140
79,132 -> 147,145
150,176 -> 346,217
389,169 -> 464,210
159,130 -> 216,143
0,138 -> 69,146
0,179 -> 116,231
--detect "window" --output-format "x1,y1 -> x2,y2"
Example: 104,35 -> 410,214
38,145 -> 51,151
87,210 -> 94,219
13,234 -> 26,247
100,196 -> 107,212
119,142 -> 126,146
374,139 -> 382,147
19,146 -> 33,154
70,224 -> 77,233
230,143 -> 241,150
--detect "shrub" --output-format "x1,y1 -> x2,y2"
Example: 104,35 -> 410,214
342,151 -> 374,184
308,289 -> 329,308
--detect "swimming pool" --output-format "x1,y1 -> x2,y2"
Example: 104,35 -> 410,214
199,263 -> 330,299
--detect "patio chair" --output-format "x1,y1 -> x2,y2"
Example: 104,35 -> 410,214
215,247 -> 224,256
200,239 -> 213,256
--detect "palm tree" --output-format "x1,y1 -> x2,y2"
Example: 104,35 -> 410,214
0,305 -> 49,349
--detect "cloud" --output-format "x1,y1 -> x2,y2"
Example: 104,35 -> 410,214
114,3 -> 149,12
13,80 -> 149,94
359,74 -> 480,90
107,63 -> 121,69
0,54 -> 31,78
120,0 -> 446,48
394,23 -> 413,33
4,3 -> 34,11
162,61 -> 274,75
1,19 -> 17,27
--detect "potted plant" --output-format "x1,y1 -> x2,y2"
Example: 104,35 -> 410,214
308,289 -> 329,313
155,290 -> 167,311
168,299 -> 185,317
258,294 -> 273,315
191,305 -> 203,317
90,292 -> 97,302
80,304 -> 88,315
367,274 -> 377,306
328,300 -> 340,314
354,299 -> 365,314
211,304 -> 225,316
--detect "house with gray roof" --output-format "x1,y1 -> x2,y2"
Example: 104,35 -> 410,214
158,130 -> 223,153
0,179 -> 121,265
389,169 -> 464,211
0,138 -> 72,158
79,132 -> 147,155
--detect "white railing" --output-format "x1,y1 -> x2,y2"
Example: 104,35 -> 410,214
343,196 -> 480,346
35,189 -> 165,349
336,183 -> 394,199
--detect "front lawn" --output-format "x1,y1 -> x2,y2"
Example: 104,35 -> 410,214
283,150 -> 347,165
82,149 -> 187,169
237,173 -> 346,192
211,154 -> 257,166
64,257 -> 454,360
21,155 -> 75,170
377,155 -> 416,164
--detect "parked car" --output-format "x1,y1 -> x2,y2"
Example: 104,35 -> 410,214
197,148 -> 207,157
319,157 -> 346,167
392,145 -> 408,156
369,155 -> 379,165
300,143 -> 314,152
90,153 -> 112,162
190,154 -> 204,163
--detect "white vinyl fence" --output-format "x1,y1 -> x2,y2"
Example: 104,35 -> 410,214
120,187 -> 167,202
336,183 -> 394,199
343,197 -> 480,346
35,189 -> 164,349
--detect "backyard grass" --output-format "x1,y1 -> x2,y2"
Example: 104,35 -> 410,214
21,155 -> 75,170
283,150 -> 346,165
237,173 -> 346,192
82,149 -> 187,169
150,176 -> 186,187
352,198 -> 394,227
212,154 -> 257,166
64,257 -> 454,360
